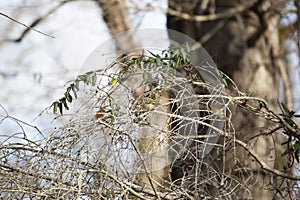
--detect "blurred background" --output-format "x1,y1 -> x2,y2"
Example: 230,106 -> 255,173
0,0 -> 167,133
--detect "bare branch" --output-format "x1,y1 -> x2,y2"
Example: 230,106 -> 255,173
167,1 -> 256,22
235,139 -> 300,180
0,12 -> 55,40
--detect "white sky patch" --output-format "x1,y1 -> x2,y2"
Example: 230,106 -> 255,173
0,0 -> 168,135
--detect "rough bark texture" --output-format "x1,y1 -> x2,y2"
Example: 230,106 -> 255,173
98,0 -> 139,52
98,0 -> 171,194
133,88 -> 171,190
167,0 -> 287,199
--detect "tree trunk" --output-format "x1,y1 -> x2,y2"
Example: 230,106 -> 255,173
167,0 -> 288,199
97,0 -> 171,194
98,0 -> 139,52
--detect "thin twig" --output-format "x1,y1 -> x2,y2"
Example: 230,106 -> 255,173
0,12 -> 55,40
167,1 -> 256,22
235,139 -> 300,180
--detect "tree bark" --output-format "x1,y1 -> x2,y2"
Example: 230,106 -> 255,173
98,0 -> 139,52
167,0 -> 288,199
97,0 -> 171,194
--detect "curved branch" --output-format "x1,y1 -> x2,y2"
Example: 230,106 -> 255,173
167,1 -> 256,22
235,139 -> 300,180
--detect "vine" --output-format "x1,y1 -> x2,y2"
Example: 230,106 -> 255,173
50,44 -> 199,115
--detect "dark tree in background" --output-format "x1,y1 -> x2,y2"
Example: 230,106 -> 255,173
167,0 -> 296,199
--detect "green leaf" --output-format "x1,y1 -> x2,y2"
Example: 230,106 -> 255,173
60,97 -> 69,110
91,74 -> 97,86
66,86 -> 71,93
78,74 -> 87,81
111,78 -> 118,87
249,92 -> 256,97
74,80 -> 80,90
85,71 -> 94,75
148,57 -> 155,64
156,57 -> 162,65
109,97 -> 117,116
85,75 -> 90,85
52,101 -> 58,114
221,77 -> 228,87
65,92 -> 73,103
135,57 -> 141,65
58,102 -> 63,115
280,102 -> 290,115
293,142 -> 300,163
175,56 -> 182,68
70,83 -> 78,99
150,94 -> 156,101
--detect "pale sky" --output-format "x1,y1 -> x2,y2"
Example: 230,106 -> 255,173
0,0 -> 167,135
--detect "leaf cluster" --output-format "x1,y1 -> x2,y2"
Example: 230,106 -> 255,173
51,71 -> 98,115
50,45 -> 195,115
279,102 -> 300,163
